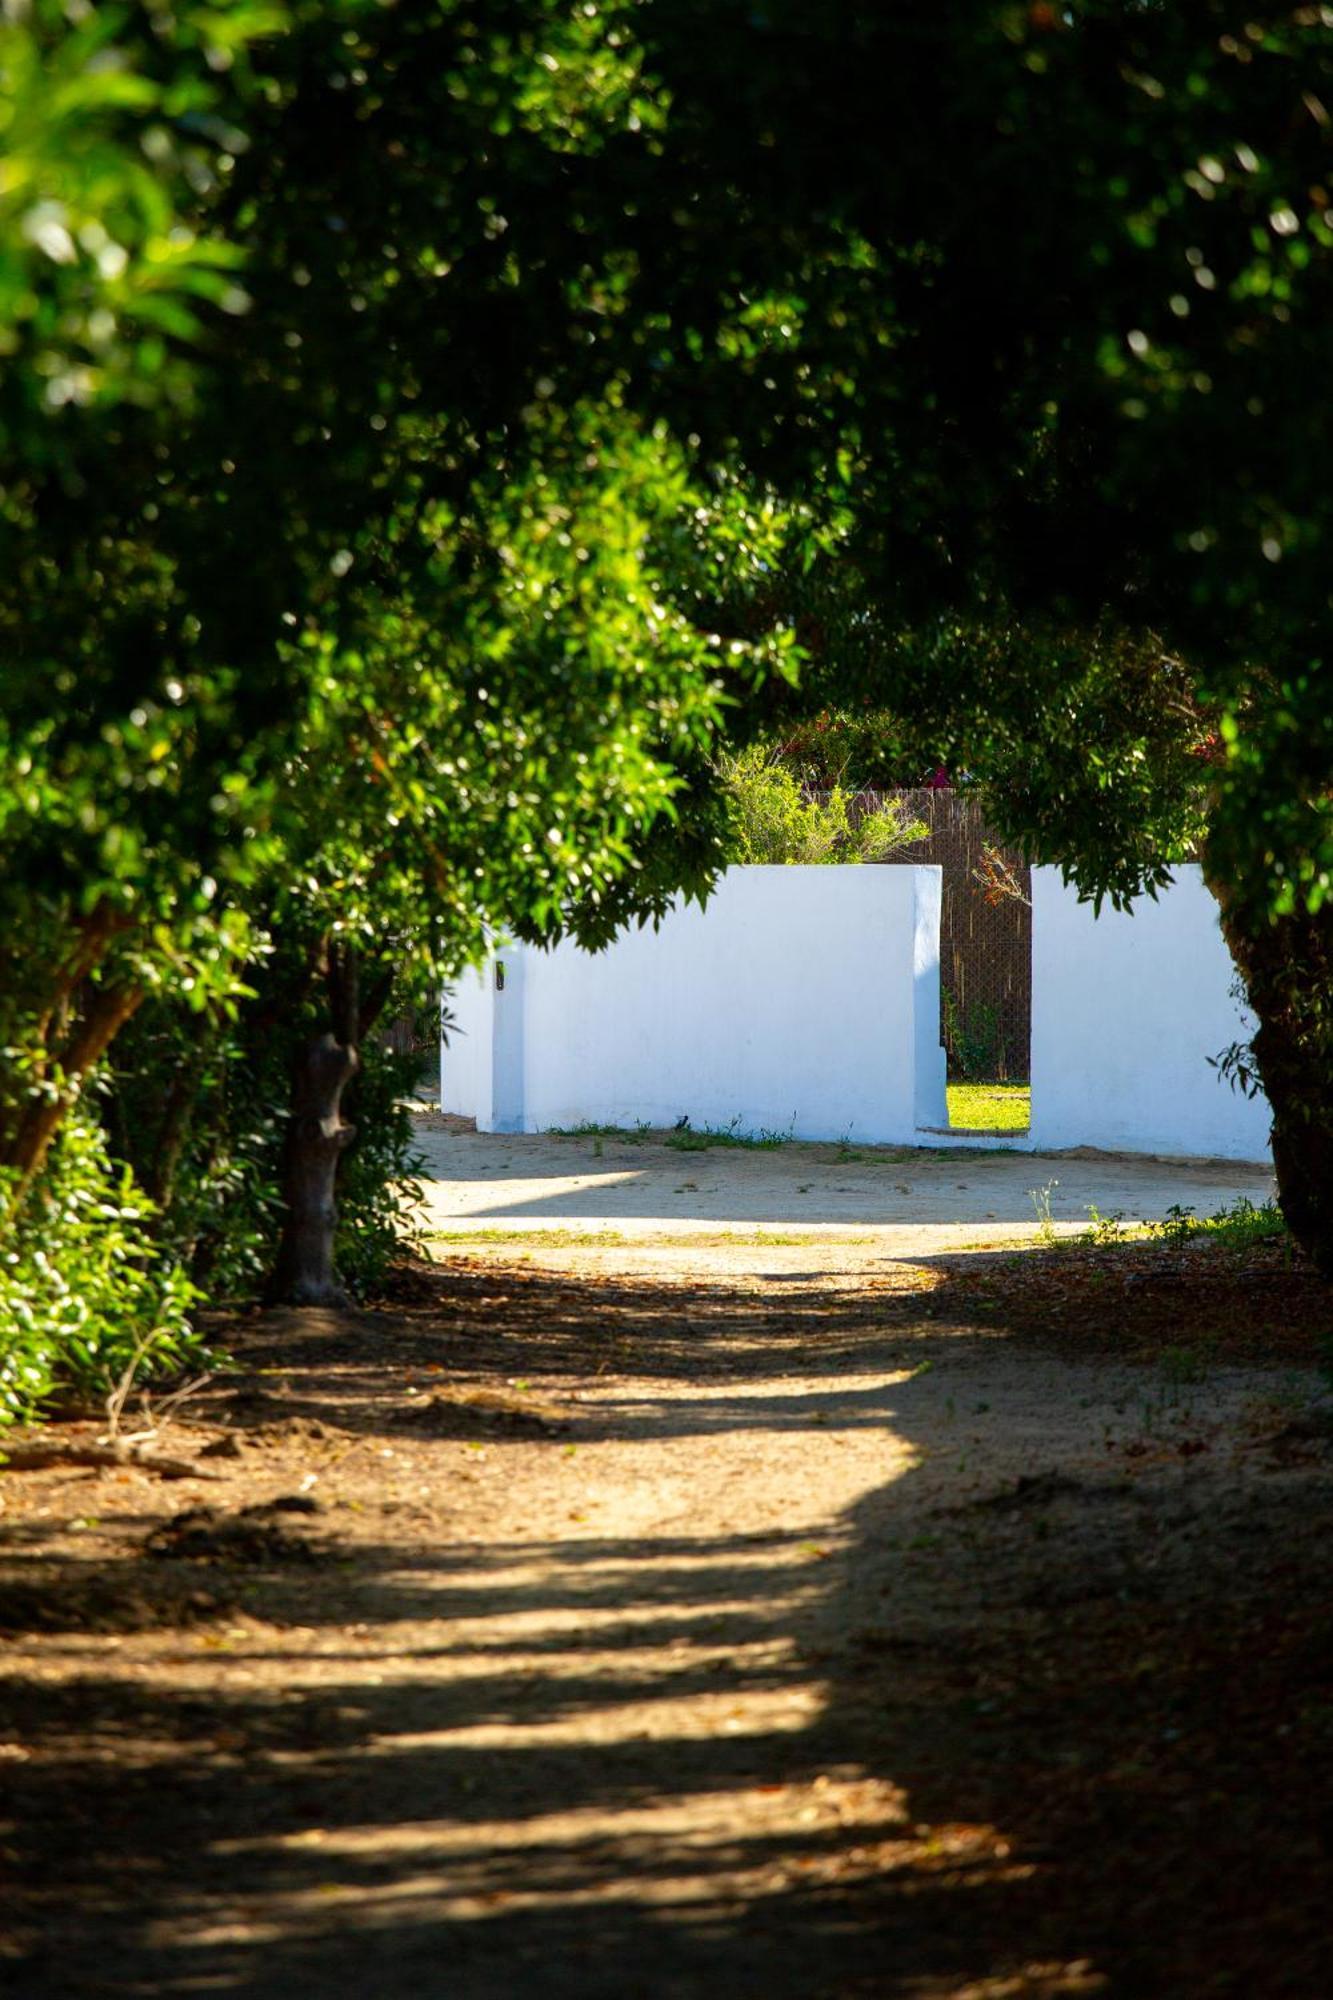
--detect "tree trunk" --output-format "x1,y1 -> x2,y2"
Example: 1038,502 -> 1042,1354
1205,868 -> 1333,1275
267,942 -> 361,1306
0,980 -> 145,1203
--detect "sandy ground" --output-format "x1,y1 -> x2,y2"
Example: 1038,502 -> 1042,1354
410,1113 -> 1277,1248
3,1125 -> 1330,1998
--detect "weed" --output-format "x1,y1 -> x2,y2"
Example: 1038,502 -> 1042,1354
1028,1178 -> 1060,1247
423,1227 -> 874,1249
665,1115 -> 795,1151
1150,1195 -> 1288,1254
546,1121 -> 648,1142
1084,1205 -> 1129,1247
1156,1202 -> 1198,1246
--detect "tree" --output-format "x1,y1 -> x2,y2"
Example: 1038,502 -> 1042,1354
621,0 -> 1333,1266
13,0 -> 1333,1327
0,1 -> 806,1311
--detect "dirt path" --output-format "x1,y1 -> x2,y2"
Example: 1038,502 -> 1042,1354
3,1129 -> 1331,1997
410,1114 -> 1276,1246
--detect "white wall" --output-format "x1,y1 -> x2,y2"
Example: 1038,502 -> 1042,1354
443,862 -> 1270,1165
442,865 -> 947,1143
1029,864 -> 1271,1163
439,963 -> 490,1123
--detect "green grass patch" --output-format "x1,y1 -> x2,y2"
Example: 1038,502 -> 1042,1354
544,1121 -> 652,1142
544,1116 -> 794,1151
665,1117 -> 794,1152
424,1227 -> 874,1249
948,1081 -> 1031,1132
425,1227 -> 633,1247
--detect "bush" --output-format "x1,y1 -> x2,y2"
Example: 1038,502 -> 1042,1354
0,1112 -> 207,1428
104,954 -> 428,1306
772,710 -> 928,789
721,745 -> 927,863
335,1032 -> 427,1295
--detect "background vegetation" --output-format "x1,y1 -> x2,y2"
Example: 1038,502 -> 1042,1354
720,746 -> 928,866
8,1 -> 1333,1423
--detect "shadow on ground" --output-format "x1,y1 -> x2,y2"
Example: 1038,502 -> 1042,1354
2,1251 -> 1332,1997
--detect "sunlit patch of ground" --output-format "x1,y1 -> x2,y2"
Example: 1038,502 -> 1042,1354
946,1081 -> 1031,1132
2,1199 -> 1330,1998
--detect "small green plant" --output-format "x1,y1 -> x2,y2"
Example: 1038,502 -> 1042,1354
546,1121 -> 652,1143
1084,1204 -> 1128,1247
1029,1178 -> 1060,1247
665,1115 -> 794,1151
1150,1195 -> 1287,1254
1155,1202 -> 1198,1246
335,1037 -> 429,1296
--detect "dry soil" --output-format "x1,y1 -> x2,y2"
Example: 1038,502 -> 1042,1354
2,1125 -> 1331,1998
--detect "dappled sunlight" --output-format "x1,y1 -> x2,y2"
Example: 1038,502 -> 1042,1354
6,1238 -> 1329,1995
198,1776 -> 991,1945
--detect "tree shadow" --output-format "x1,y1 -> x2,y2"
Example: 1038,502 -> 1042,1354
4,1253 -> 1332,1996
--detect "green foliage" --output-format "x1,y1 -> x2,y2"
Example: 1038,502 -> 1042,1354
1151,1197 -> 1289,1256
0,0 -> 278,435
942,996 -> 1008,1084
721,746 -> 927,865
1029,1180 -> 1061,1249
334,1036 -> 427,1297
103,946 -> 430,1305
103,996 -> 282,1299
9,0 -> 1333,1316
665,1116 -> 792,1151
773,710 -> 928,790
0,0 -> 824,1342
0,1112 -> 207,1427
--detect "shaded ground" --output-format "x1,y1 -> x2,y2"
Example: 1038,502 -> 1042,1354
2,1129 -> 1331,1997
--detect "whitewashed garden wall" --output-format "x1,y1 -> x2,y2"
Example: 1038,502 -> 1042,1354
442,860 -> 1272,1164
442,864 -> 948,1143
1028,863 -> 1271,1163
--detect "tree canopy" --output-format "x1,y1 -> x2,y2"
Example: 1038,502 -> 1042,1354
7,1 -> 1333,1388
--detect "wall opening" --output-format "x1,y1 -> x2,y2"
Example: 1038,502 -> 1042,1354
862,789 -> 1032,1138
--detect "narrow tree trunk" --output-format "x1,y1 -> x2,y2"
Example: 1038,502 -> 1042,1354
267,942 -> 360,1306
0,981 -> 145,1203
1205,867 -> 1333,1275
